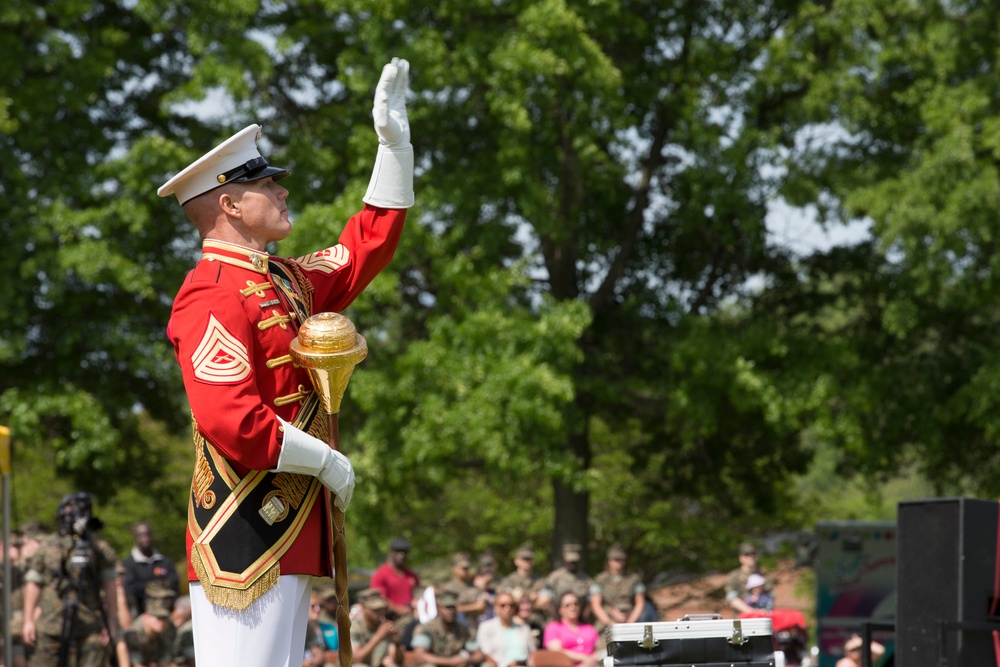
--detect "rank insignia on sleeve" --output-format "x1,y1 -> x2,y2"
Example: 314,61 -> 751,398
191,312 -> 252,384
293,245 -> 351,274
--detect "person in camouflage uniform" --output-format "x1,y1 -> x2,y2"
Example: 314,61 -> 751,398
497,546 -> 548,631
171,595 -> 195,667
589,544 -> 646,630
439,553 -> 486,634
22,493 -> 119,667
472,553 -> 498,629
541,544 -> 594,623
4,521 -> 46,667
1,533 -> 23,666
351,588 -> 400,667
124,579 -> 177,667
497,546 -> 544,597
411,592 -> 484,667
724,542 -> 768,615
476,553 -> 497,580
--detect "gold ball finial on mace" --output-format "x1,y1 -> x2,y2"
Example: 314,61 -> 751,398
289,312 -> 368,416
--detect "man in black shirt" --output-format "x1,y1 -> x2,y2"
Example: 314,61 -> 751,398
121,522 -> 180,616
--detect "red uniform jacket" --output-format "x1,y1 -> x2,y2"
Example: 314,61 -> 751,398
168,205 -> 405,583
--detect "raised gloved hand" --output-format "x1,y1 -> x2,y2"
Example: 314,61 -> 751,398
274,419 -> 355,511
363,57 -> 414,209
374,57 -> 410,148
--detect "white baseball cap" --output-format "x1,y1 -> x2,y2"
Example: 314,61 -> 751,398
158,124 -> 289,205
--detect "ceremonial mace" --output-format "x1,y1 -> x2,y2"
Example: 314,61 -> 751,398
290,312 -> 368,667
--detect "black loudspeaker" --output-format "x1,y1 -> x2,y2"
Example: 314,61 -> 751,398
896,497 -> 998,667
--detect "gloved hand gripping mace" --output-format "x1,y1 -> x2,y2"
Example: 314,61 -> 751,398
290,312 -> 368,667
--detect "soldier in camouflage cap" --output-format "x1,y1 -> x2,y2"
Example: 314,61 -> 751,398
351,588 -> 400,667
541,544 -> 594,622
22,492 -> 119,667
589,544 -> 647,630
498,545 -> 548,630
440,553 -> 487,634
124,579 -> 177,667
498,546 -> 544,597
411,591 -> 485,667
725,541 -> 768,615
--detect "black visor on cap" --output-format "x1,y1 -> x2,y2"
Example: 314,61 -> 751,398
216,156 -> 290,185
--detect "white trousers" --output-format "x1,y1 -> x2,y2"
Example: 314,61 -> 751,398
190,574 -> 312,667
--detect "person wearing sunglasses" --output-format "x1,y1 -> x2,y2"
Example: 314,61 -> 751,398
476,592 -> 535,667
541,593 -> 599,667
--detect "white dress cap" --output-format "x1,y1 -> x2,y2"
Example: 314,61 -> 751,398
158,124 -> 289,205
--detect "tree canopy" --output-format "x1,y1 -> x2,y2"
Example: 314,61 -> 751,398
0,0 -> 992,573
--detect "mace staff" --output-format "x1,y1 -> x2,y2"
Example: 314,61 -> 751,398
290,312 -> 368,667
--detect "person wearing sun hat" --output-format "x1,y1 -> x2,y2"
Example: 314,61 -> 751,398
836,634 -> 885,667
162,57 -> 413,667
743,572 -> 774,611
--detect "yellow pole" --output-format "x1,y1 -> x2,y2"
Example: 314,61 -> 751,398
0,424 -> 11,667
0,425 -> 10,475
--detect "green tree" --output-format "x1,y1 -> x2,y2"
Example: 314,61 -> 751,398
756,0 -> 1000,496
351,0 -> 822,564
0,1 -> 199,542
7,0 -> 948,576
244,0 -> 825,566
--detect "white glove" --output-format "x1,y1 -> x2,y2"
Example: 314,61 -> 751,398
363,57 -> 414,209
274,419 -> 355,511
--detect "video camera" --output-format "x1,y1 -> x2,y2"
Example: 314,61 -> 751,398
56,492 -> 106,590
57,492 -> 104,539
54,492 -> 108,667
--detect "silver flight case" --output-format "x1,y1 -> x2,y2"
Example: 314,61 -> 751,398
603,615 -> 783,667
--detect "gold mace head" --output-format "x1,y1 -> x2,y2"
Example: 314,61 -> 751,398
289,312 -> 368,415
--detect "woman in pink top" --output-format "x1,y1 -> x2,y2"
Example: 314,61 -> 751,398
542,592 -> 599,667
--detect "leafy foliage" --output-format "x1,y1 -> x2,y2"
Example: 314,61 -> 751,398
760,0 -> 1000,495
4,0 -> 993,576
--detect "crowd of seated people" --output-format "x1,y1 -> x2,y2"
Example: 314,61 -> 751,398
293,539 -> 656,667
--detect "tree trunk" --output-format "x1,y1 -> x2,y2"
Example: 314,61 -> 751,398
551,425 -> 591,569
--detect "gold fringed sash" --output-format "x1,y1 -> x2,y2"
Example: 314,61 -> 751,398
188,394 -> 326,610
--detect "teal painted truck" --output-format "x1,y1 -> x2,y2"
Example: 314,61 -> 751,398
814,521 -> 896,667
